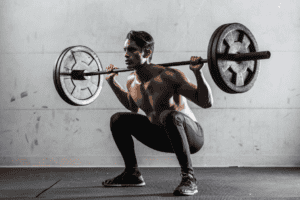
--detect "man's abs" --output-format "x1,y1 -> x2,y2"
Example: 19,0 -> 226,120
146,101 -> 198,125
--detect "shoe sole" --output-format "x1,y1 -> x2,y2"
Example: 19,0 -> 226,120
174,189 -> 198,196
102,174 -> 146,187
102,182 -> 146,187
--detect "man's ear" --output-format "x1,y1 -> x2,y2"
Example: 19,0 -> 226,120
142,48 -> 152,59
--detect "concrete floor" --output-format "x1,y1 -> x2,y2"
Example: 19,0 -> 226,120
0,167 -> 300,199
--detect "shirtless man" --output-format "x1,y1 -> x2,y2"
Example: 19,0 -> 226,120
102,31 -> 213,196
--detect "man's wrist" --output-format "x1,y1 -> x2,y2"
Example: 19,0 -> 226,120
193,69 -> 203,76
105,75 -> 116,82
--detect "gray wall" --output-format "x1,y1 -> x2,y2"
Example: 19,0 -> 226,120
0,0 -> 299,167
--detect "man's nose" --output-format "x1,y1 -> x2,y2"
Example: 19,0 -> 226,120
125,51 -> 129,57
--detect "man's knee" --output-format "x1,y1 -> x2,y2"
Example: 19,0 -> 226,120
159,110 -> 185,126
110,112 -> 127,129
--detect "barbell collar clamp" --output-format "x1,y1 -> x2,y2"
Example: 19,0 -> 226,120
71,70 -> 87,80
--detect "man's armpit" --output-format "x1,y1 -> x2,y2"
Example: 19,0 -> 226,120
126,78 -> 134,91
127,72 -> 135,80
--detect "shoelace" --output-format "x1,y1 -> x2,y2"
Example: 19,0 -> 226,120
179,173 -> 195,186
180,172 -> 193,178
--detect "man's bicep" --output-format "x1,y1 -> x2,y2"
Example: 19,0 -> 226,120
127,93 -> 139,113
174,71 -> 200,104
177,82 -> 198,101
126,78 -> 139,113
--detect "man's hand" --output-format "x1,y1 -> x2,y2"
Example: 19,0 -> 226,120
105,64 -> 119,80
189,56 -> 204,73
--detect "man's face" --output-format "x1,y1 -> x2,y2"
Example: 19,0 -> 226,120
124,39 -> 144,69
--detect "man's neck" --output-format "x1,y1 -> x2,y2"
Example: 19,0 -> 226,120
135,63 -> 155,83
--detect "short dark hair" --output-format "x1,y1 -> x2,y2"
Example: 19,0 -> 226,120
126,31 -> 154,62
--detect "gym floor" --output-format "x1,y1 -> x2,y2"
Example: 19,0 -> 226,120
0,167 -> 299,199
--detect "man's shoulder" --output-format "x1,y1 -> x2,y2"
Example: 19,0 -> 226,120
126,72 -> 135,89
127,72 -> 136,80
160,67 -> 185,80
159,67 -> 191,85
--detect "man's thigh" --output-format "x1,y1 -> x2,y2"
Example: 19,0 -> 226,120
159,110 -> 204,154
182,114 -> 204,154
132,111 -> 204,154
111,112 -> 174,153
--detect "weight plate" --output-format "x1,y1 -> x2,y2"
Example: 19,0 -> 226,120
207,24 -> 231,93
53,46 -> 74,104
53,46 -> 103,106
208,23 -> 260,93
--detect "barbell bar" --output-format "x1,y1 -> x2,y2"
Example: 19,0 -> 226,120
60,51 -> 270,80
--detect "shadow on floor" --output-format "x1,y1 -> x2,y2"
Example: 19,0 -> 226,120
1,167 -> 300,200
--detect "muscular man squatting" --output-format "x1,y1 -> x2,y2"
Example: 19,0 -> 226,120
102,30 -> 213,196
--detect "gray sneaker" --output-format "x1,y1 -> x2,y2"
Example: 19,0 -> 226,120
173,173 -> 198,196
102,170 -> 146,187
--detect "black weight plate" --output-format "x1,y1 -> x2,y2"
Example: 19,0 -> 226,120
209,23 -> 260,93
208,24 -> 237,93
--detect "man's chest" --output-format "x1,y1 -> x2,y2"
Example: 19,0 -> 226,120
128,75 -> 174,108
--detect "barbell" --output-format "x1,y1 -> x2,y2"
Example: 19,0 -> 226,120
53,23 -> 271,106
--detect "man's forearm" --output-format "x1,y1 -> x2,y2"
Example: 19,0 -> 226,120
106,77 -> 131,110
194,70 -> 213,108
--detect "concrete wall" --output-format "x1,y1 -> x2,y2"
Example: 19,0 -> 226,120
0,0 -> 299,167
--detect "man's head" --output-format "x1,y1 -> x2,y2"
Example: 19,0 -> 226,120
124,31 -> 154,68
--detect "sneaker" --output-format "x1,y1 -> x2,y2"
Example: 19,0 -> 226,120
173,173 -> 198,196
102,170 -> 146,187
